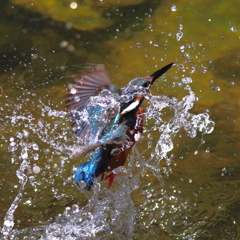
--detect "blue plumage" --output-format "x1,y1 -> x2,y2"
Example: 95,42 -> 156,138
74,149 -> 103,190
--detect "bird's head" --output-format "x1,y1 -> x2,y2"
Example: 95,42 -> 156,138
120,62 -> 174,115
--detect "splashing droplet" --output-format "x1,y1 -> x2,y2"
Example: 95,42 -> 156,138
8,142 -> 18,152
32,143 -> 39,151
33,166 -> 41,174
70,88 -> 77,94
77,180 -> 87,188
21,147 -> 28,160
230,27 -> 238,32
136,42 -> 142,48
171,4 -> 177,11
182,77 -> 192,84
72,204 -> 80,213
180,45 -> 185,52
212,86 -> 220,91
176,31 -> 183,41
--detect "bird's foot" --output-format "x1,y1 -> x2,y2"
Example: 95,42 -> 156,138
105,173 -> 116,188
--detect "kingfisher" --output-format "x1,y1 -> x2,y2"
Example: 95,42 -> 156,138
66,63 -> 173,190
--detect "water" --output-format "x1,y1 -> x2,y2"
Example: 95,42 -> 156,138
2,141 -> 29,238
8,183 -> 136,239
1,0 -> 240,238
1,78 -> 215,239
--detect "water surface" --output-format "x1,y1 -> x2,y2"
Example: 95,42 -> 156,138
0,0 -> 240,239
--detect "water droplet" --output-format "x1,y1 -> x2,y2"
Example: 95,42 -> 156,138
60,40 -> 68,48
24,199 -> 32,205
74,96 -> 80,102
21,148 -> 28,159
16,132 -> 23,139
182,77 -> 192,84
146,191 -> 152,198
222,167 -> 227,173
180,45 -> 185,52
70,88 -> 77,94
184,52 -> 190,58
33,153 -> 39,160
136,42 -> 142,48
23,130 -> 29,139
64,206 -> 71,216
45,165 -> 51,170
212,86 -> 220,91
171,4 -> 177,11
77,180 -> 87,188
33,166 -> 41,174
230,26 -> 238,32
31,53 -> 38,60
176,31 -> 183,41
8,142 -> 18,152
72,204 -> 80,213
70,2 -> 78,9
32,143 -> 39,151
161,209 -> 165,215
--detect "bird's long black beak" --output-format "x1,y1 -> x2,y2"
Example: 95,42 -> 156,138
150,62 -> 174,84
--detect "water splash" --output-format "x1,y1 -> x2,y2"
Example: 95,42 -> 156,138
171,4 -> 177,12
1,141 -> 29,239
8,182 -> 137,239
139,80 -> 214,181
1,77 -> 215,239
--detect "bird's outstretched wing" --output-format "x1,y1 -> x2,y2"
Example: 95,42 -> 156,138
66,65 -> 118,145
66,65 -> 113,112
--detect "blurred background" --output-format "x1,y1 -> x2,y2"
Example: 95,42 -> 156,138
0,0 -> 240,239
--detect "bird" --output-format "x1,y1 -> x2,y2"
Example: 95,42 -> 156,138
66,63 -> 173,190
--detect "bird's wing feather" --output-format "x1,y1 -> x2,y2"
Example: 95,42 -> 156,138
66,65 -> 112,112
66,65 -> 118,144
